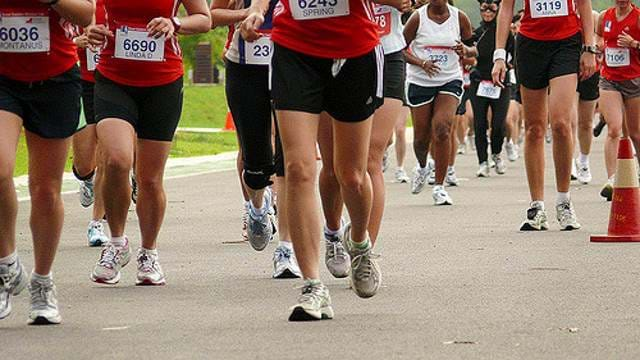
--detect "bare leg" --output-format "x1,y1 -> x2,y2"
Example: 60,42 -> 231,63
394,106 -> 410,169
0,112 -> 22,258
549,75 -> 579,193
599,90 -> 624,178
411,103 -> 434,168
624,97 -> 640,167
521,86 -> 550,201
318,112 -> 343,231
431,95 -> 459,185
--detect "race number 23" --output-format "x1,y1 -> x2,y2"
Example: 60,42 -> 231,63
245,35 -> 272,65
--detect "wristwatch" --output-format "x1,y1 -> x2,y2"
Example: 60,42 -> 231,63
582,45 -> 599,54
171,17 -> 182,34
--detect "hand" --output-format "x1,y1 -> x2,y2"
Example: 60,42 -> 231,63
452,41 -> 468,57
617,31 -> 637,48
420,59 -> 440,77
86,24 -> 113,47
73,34 -> 90,49
388,0 -> 412,13
491,59 -> 506,88
240,10 -> 264,42
147,17 -> 174,39
579,52 -> 596,81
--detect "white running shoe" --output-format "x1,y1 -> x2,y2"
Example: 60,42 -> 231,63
394,168 -> 410,183
0,257 -> 28,320
28,276 -> 61,325
457,143 -> 466,155
445,167 -> 459,187
432,186 -> 453,206
91,239 -> 131,284
466,135 -> 476,151
136,249 -> 166,286
87,220 -> 109,247
273,245 -> 302,279
343,223 -> 381,299
575,159 -> 592,184
427,167 -> 436,185
556,201 -> 582,231
493,154 -> 506,175
247,189 -> 275,252
477,162 -> 490,178
411,165 -> 429,195
520,205 -> 549,231
324,223 -> 350,278
506,142 -> 519,162
78,174 -> 95,208
289,281 -> 334,322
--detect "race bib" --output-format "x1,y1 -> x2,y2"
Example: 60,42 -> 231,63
373,5 -> 392,36
114,28 -> 164,62
530,0 -> 568,19
245,34 -> 272,65
477,80 -> 501,99
86,48 -> 100,71
424,47 -> 454,68
289,0 -> 350,20
0,15 -> 50,53
463,72 -> 471,87
605,47 -> 630,68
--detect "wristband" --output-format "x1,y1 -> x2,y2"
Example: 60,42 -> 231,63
493,49 -> 506,63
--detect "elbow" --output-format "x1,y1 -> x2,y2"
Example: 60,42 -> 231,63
76,2 -> 95,27
197,14 -> 213,33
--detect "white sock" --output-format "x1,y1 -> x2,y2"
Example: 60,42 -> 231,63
531,200 -> 545,210
556,192 -> 570,205
279,240 -> 293,250
434,184 -> 445,192
140,247 -> 157,255
579,153 -> 589,165
447,165 -> 454,172
31,271 -> 52,282
324,224 -> 341,236
251,202 -> 266,217
110,236 -> 127,247
0,251 -> 17,266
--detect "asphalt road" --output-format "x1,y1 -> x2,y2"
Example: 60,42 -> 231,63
2,135 -> 640,359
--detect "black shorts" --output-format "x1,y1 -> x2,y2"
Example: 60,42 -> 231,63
516,32 -> 581,90
383,50 -> 406,102
0,66 -> 81,139
577,71 -> 600,101
81,80 -> 96,125
406,80 -> 464,108
94,72 -> 183,142
510,85 -> 522,103
271,43 -> 383,123
456,87 -> 471,115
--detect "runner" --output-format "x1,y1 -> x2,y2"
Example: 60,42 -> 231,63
211,0 -> 301,278
596,0 -> 640,201
504,10 -> 524,162
0,0 -> 93,325
241,0 -> 383,321
493,0 -> 597,231
469,0 -> 514,178
404,0 -> 474,205
87,0 -> 210,285
72,0 -> 108,247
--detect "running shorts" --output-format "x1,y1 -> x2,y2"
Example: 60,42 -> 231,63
516,33 -> 581,90
456,88 -> 471,115
383,50 -> 406,102
0,66 -> 81,139
577,72 -> 600,101
406,80 -> 464,108
510,85 -> 522,104
271,43 -> 383,123
81,80 -> 97,125
599,77 -> 640,100
94,72 -> 183,142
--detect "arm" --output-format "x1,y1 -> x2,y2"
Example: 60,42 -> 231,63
577,0 -> 596,79
403,13 -> 440,77
43,0 -> 94,27
454,11 -> 476,58
491,0 -> 514,87
240,0 -> 270,41
147,0 -> 211,38
211,0 -> 249,29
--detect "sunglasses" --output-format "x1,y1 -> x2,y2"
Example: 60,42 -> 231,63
480,5 -> 498,12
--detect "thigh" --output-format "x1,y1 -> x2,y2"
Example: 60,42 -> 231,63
548,74 -> 578,124
549,34 -> 581,82
332,116 -> 373,171
521,86 -> 549,129
624,96 -> 640,136
0,111 -> 23,173
276,110 -> 320,171
317,112 -> 335,170
432,93 -> 459,125
138,78 -> 184,142
94,72 -> 139,132
25,132 -> 70,189
411,103 -> 434,140
96,119 -> 136,165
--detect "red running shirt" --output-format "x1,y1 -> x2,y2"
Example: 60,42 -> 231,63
0,0 -> 78,82
78,0 -> 106,82
520,0 -> 580,41
600,6 -> 640,82
271,0 -> 379,59
97,0 -> 183,87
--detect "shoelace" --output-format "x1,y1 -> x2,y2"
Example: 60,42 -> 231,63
30,282 -> 54,309
138,253 -> 157,273
275,247 -> 292,262
351,251 -> 380,281
298,284 -> 325,306
558,204 -> 574,223
98,245 -> 119,268
0,269 -> 11,291
326,238 -> 346,260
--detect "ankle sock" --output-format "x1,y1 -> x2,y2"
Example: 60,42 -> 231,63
279,240 -> 293,250
304,278 -> 321,287
556,192 -> 570,205
350,237 -> 371,251
531,200 -> 545,210
110,236 -> 127,247
0,251 -> 17,266
31,271 -> 52,283
579,153 -> 589,166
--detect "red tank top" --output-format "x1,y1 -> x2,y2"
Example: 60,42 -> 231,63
520,0 -> 580,41
78,0 -> 106,82
601,6 -> 640,82
271,0 -> 379,59
97,0 -> 183,87
0,0 -> 78,82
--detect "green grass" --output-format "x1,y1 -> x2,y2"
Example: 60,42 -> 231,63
180,85 -> 228,129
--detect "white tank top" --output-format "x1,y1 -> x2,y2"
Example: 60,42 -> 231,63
406,4 -> 463,87
225,0 -> 276,66
374,5 -> 406,54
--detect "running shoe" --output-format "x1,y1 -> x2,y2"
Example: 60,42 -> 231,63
289,281 -> 334,321
600,178 -> 614,202
476,162 -> 490,178
273,245 -> 302,279
575,159 -> 592,184
556,201 -> 581,231
411,165 -> 429,195
457,143 -> 466,155
382,147 -> 390,173
427,169 -> 436,185
394,168 -> 410,183
520,206 -> 549,231
0,257 -> 28,320
87,220 -> 109,247
593,116 -> 606,137
28,276 -> 61,325
78,174 -> 95,208
445,167 -> 459,187
247,189 -> 275,252
136,249 -> 166,286
91,239 -> 131,284
343,223 -> 381,298
324,223 -> 350,278
432,186 -> 453,206
505,142 -> 519,162
130,172 -> 138,204
493,154 -> 506,175
570,161 -> 578,181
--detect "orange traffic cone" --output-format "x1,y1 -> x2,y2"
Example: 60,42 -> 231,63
591,138 -> 640,242
223,111 -> 236,131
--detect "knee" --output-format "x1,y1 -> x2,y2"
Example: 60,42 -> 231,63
433,121 -> 452,143
286,160 -> 315,185
136,176 -> 164,195
336,168 -> 367,192
243,166 -> 274,190
29,181 -> 60,206
525,123 -> 546,140
578,119 -> 592,132
607,125 -> 622,140
550,121 -> 572,139
103,151 -> 133,175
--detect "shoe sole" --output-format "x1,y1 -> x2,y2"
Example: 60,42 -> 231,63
288,306 -> 334,321
29,315 -> 62,325
520,223 -> 549,231
136,278 -> 166,286
434,201 -> 453,206
273,269 -> 301,279
560,225 -> 582,231
88,238 -> 108,247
